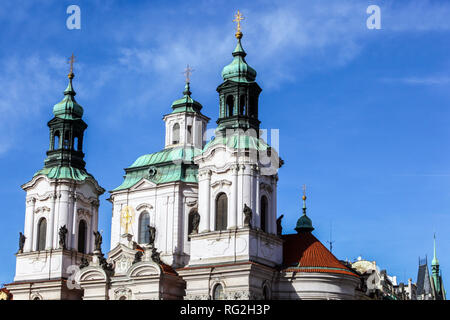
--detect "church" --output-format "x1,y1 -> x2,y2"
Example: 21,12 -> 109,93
5,12 -> 362,300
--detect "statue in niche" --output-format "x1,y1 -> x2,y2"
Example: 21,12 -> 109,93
276,215 -> 284,236
58,225 -> 68,250
243,204 -> 252,228
191,211 -> 200,234
18,232 -> 26,254
93,231 -> 103,251
147,225 -> 156,247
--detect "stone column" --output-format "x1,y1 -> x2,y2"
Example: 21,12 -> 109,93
242,165 -> 252,227
57,189 -> 69,249
24,197 -> 36,252
91,200 -> 99,253
199,170 -> 211,232
67,192 -> 75,250
229,165 -> 238,229
46,192 -> 57,250
271,175 -> 278,235
255,170 -> 260,230
72,194 -> 78,250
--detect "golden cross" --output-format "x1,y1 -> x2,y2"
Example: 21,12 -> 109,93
68,53 -> 75,74
233,10 -> 245,32
183,64 -> 194,83
121,206 -> 134,234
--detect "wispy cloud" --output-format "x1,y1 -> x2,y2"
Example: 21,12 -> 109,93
381,76 -> 450,85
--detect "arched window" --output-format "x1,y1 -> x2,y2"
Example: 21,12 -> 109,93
138,211 -> 150,244
78,220 -> 87,254
249,97 -> 257,118
37,218 -> 47,251
63,131 -> 70,149
213,284 -> 224,300
74,136 -> 79,151
226,96 -> 234,117
215,193 -> 228,231
53,131 -> 60,150
172,123 -> 180,144
260,196 -> 268,232
262,285 -> 270,300
239,95 -> 246,115
187,125 -> 193,144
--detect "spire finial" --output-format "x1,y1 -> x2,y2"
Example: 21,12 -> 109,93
67,53 -> 75,79
181,64 -> 194,96
432,232 -> 439,266
183,64 -> 194,83
233,10 -> 245,39
302,184 -> 307,214
295,184 -> 314,233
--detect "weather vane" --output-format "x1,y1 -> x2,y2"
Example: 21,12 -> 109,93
183,64 -> 194,83
67,53 -> 75,78
233,10 -> 245,38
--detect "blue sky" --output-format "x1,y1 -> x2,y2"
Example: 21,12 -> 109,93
0,0 -> 449,292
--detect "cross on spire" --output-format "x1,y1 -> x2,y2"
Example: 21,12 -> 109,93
67,53 -> 76,79
183,64 -> 194,83
233,10 -> 245,32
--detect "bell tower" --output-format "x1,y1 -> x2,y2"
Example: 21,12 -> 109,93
216,17 -> 262,135
6,56 -> 105,300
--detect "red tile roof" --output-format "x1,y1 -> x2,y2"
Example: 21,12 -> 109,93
160,263 -> 178,276
282,232 -> 358,278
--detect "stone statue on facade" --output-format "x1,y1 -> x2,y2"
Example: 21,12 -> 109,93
276,214 -> 284,236
191,211 -> 200,234
243,204 -> 252,228
58,225 -> 68,249
147,225 -> 156,247
99,253 -> 114,275
133,250 -> 143,264
151,247 -> 161,264
93,231 -> 102,251
79,257 -> 89,269
18,232 -> 26,254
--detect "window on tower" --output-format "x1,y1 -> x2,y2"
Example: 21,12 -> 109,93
63,131 -> 70,149
249,97 -> 257,118
215,193 -> 228,231
78,220 -> 87,254
53,131 -> 60,150
37,218 -> 47,251
261,195 -> 268,232
226,95 -> 234,117
74,136 -> 79,151
138,211 -> 150,244
239,95 -> 246,115
172,123 -> 180,144
187,125 -> 192,144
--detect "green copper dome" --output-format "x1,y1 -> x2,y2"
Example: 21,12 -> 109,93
53,74 -> 84,119
295,214 -> 314,233
170,82 -> 203,114
221,38 -> 257,83
295,195 -> 315,233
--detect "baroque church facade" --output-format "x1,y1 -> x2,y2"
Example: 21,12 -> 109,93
6,20 -> 362,300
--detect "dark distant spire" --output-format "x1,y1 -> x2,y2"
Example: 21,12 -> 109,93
295,185 -> 314,233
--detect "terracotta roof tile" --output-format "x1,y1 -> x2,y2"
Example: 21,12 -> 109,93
282,232 -> 358,278
160,263 -> 178,276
